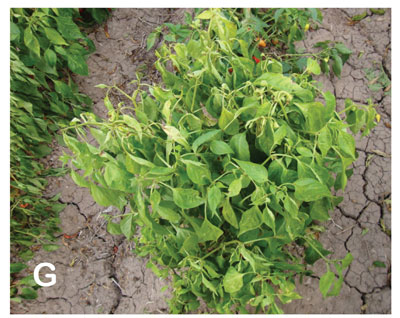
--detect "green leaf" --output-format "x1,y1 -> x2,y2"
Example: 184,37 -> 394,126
228,177 -> 242,197
192,129 -> 221,152
126,153 -> 154,168
107,221 -> 122,235
222,198 -> 238,228
210,140 -> 234,155
229,133 -> 250,161
318,126 -> 332,157
185,161 -> 211,185
19,275 -> 38,287
239,206 -> 263,235
294,101 -> 328,133
10,22 -> 20,41
90,184 -> 126,210
103,95 -> 114,111
370,8 -> 385,15
10,263 -> 27,274
319,270 -> 335,298
218,107 -> 239,135
120,214 -> 134,239
240,246 -> 256,271
208,186 -> 222,214
163,125 -> 190,148
197,10 -> 213,19
20,288 -> 38,300
148,166 -> 175,176
351,11 -> 367,21
56,16 -> 82,40
24,27 -> 40,57
223,267 -> 244,293
104,162 -> 132,192
70,169 -> 91,188
306,58 -> 321,75
310,198 -> 331,221
335,42 -> 352,55
305,239 -> 331,265
67,54 -> 88,76
296,146 -> 313,157
254,72 -> 313,102
42,244 -> 60,252
44,27 -> 68,45
262,207 -> 276,234
158,203 -> 181,223
372,260 -> 386,268
173,188 -> 204,209
327,276 -> 344,297
294,178 -> 331,202
283,195 -> 298,218
338,131 -> 355,159
332,54 -> 343,77
202,275 -> 218,295
44,49 -> 57,67
197,219 -> 224,242
234,159 -> 268,184
321,59 -> 330,74
146,31 -> 159,51
341,253 -> 353,268
257,120 -> 275,156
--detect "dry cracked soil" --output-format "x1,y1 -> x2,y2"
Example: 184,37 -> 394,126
10,8 -> 391,314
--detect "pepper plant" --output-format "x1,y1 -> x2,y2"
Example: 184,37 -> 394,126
10,8 -> 109,302
62,9 -> 377,314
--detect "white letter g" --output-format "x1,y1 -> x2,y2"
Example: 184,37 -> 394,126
34,262 -> 56,287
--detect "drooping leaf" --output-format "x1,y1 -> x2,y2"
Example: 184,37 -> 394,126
306,58 -> 321,75
208,186 -> 222,214
319,270 -> 335,298
222,198 -> 238,228
192,130 -> 221,152
305,239 -> 331,265
263,207 -> 276,234
218,107 -> 240,135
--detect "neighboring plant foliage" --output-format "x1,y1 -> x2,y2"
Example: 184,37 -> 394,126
10,8 -> 108,302
62,9 -> 377,313
148,8 -> 351,79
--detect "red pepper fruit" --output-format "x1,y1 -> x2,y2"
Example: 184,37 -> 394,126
19,203 -> 29,208
252,56 -> 260,64
107,8 -> 112,12
63,233 -> 78,239
79,8 -> 85,14
228,67 -> 233,73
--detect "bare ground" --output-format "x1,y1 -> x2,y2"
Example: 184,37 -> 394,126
11,8 -> 391,314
